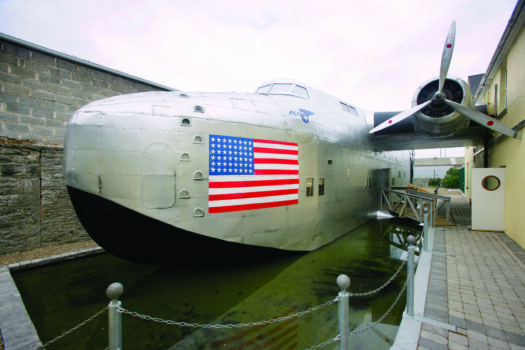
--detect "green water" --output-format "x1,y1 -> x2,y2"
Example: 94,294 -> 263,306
13,218 -> 421,349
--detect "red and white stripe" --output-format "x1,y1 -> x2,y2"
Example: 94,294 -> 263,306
208,139 -> 299,213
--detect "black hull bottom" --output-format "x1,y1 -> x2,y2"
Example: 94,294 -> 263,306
67,187 -> 302,265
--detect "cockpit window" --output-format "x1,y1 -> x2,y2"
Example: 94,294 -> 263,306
256,82 -> 310,99
256,84 -> 272,94
269,83 -> 293,94
340,102 -> 358,116
292,85 -> 309,99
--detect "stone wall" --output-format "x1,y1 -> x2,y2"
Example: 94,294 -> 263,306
0,143 -> 87,254
0,34 -> 171,255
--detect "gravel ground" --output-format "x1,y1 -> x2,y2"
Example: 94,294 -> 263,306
0,240 -> 100,266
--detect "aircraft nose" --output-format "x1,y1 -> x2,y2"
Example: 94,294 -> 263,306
64,95 -> 184,210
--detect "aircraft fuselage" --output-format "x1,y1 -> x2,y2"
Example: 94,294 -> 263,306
64,80 -> 410,263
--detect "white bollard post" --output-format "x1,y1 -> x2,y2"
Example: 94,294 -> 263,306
336,275 -> 350,350
107,283 -> 124,350
406,236 -> 416,317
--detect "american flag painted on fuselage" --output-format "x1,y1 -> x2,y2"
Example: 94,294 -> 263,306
208,134 -> 299,213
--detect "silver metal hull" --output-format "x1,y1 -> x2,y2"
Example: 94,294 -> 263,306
64,87 -> 410,263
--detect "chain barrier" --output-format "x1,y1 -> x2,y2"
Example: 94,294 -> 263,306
34,256 -> 409,349
38,306 -> 107,349
306,335 -> 341,350
349,259 -> 406,297
118,259 -> 406,331
304,279 -> 408,350
349,279 -> 408,336
119,297 -> 339,329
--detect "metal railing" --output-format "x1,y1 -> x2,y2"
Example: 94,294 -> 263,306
403,189 -> 451,221
39,228 -> 430,350
381,188 -> 439,226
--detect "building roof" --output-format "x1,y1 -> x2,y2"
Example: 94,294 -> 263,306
0,32 -> 177,92
475,0 -> 525,100
414,157 -> 465,167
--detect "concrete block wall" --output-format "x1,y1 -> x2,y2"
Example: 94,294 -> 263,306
0,34 -> 172,255
0,37 -> 169,145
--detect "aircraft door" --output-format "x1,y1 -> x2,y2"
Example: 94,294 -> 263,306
378,168 -> 391,189
373,168 -> 392,188
142,142 -> 176,209
471,168 -> 505,231
371,168 -> 391,189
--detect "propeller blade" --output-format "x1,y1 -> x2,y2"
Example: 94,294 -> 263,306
444,100 -> 516,137
369,101 -> 431,134
439,20 -> 456,92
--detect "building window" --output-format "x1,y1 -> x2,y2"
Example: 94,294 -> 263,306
319,178 -> 325,196
494,84 -> 498,116
306,178 -> 314,197
481,176 -> 501,191
504,68 -> 508,110
494,65 -> 508,118
499,67 -> 508,116
366,177 -> 372,190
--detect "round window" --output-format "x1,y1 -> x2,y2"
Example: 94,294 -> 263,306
481,175 -> 501,191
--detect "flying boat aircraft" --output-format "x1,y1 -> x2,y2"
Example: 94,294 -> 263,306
64,22 -> 516,263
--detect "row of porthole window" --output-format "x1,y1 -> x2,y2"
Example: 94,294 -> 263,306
305,178 -> 325,197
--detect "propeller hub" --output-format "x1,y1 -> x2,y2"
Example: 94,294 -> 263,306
433,91 -> 446,103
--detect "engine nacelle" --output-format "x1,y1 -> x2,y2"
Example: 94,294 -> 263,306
411,77 -> 473,137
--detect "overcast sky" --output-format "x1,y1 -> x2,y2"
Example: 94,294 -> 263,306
0,0 -> 518,157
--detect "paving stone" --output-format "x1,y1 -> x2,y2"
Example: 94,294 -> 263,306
425,306 -> 448,323
449,331 -> 468,346
467,329 -> 488,342
466,319 -> 487,335
395,196 -> 525,350
449,315 -> 467,328
418,337 -> 448,350
422,322 -> 449,337
488,335 -> 512,349
469,338 -> 493,350
486,324 -> 510,341
506,331 -> 525,346
420,329 -> 448,346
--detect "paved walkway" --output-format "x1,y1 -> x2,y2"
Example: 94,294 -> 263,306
393,195 -> 525,349
0,266 -> 41,350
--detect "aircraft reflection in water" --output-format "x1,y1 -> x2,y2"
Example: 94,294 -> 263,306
381,218 -> 423,260
166,219 -> 418,350
14,219 -> 419,349
64,22 -> 515,263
